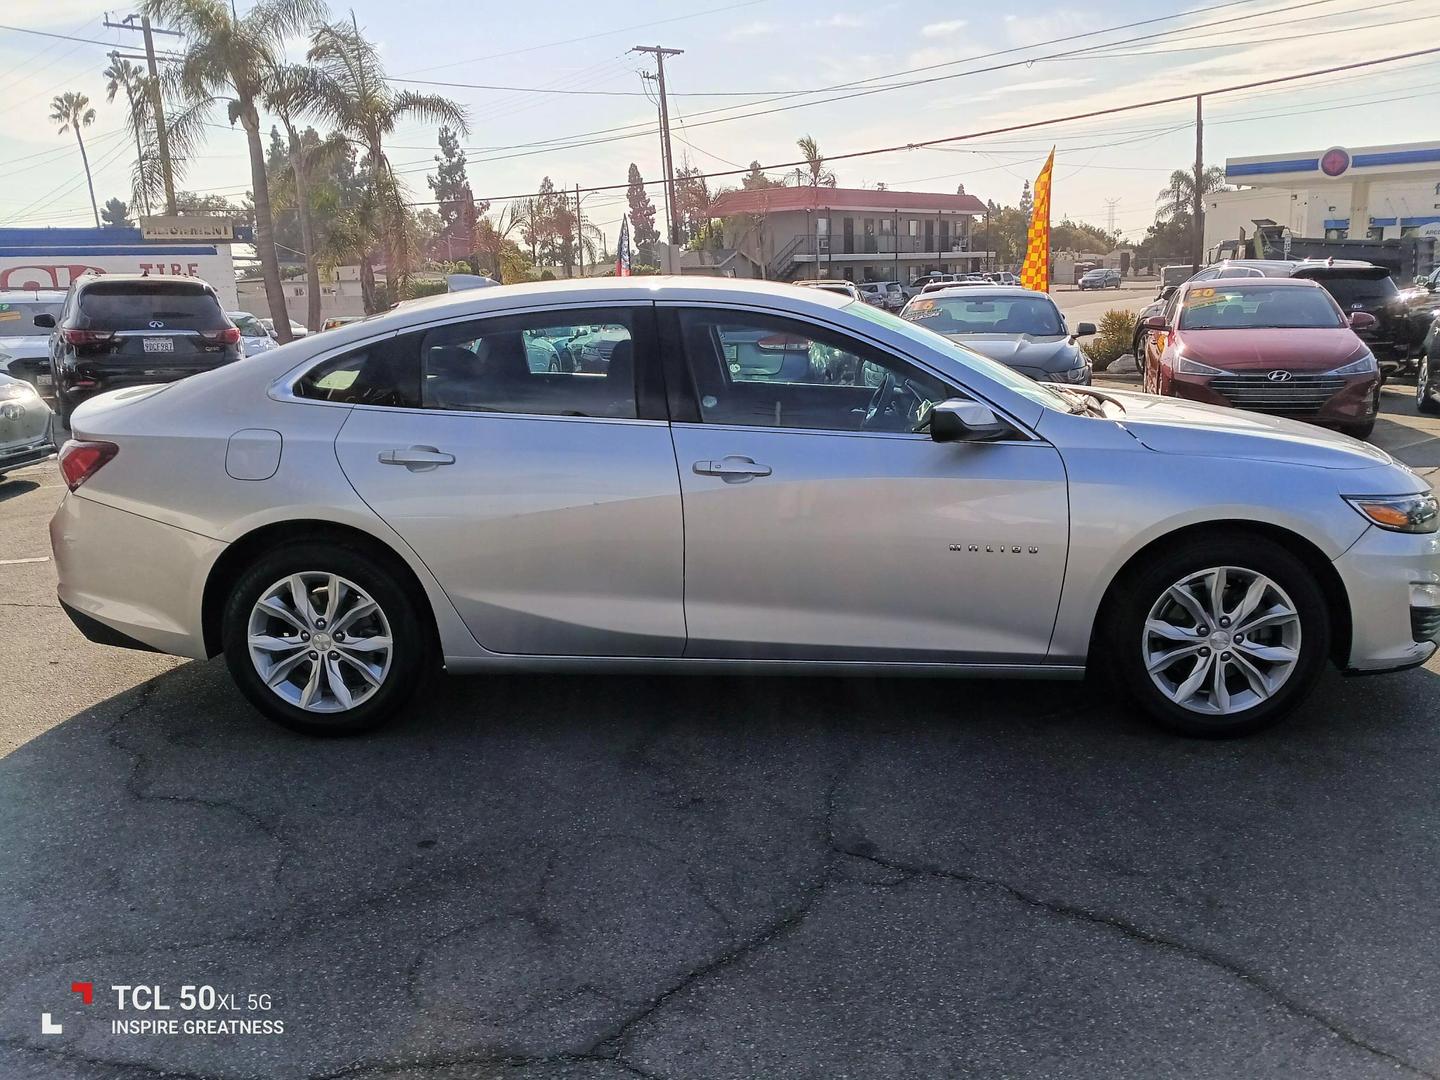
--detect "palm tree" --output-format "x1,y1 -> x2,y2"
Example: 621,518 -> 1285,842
1156,166 -> 1228,223
50,92 -> 100,228
474,203 -> 531,283
307,17 -> 467,294
791,134 -> 836,188
314,185 -> 385,314
103,57 -> 155,217
142,0 -> 328,342
264,65 -> 346,331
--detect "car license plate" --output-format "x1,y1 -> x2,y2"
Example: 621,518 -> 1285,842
35,373 -> 52,388
143,337 -> 174,353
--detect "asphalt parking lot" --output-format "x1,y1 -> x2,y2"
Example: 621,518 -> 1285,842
3,376 -> 1440,1078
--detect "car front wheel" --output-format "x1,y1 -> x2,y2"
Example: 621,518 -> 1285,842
1418,353 -> 1440,415
222,542 -> 428,735
1105,536 -> 1329,737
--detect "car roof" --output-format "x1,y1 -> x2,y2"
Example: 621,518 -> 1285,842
1183,275 -> 1324,290
916,285 -> 1050,299
74,273 -> 215,290
1210,258 -> 1385,275
0,289 -> 66,302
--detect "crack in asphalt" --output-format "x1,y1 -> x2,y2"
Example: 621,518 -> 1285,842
833,845 -> 1440,1080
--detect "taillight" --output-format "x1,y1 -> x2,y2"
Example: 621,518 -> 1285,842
61,329 -> 116,346
203,327 -> 242,345
58,440 -> 118,492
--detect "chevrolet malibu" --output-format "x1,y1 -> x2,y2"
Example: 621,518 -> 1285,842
50,278 -> 1439,738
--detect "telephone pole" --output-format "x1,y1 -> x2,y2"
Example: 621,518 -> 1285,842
1192,95 -> 1205,274
632,45 -> 683,274
575,183 -> 584,278
104,14 -> 181,215
1104,197 -> 1119,237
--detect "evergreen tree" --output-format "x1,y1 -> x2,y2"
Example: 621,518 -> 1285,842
100,197 -> 134,229
626,163 -> 659,256
1019,180 -> 1033,222
427,125 -> 485,266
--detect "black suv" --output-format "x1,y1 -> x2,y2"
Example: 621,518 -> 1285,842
37,275 -> 241,423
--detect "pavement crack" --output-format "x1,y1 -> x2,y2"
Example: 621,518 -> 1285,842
836,846 -> 1438,1080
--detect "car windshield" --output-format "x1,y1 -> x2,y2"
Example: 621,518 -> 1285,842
1178,284 -> 1345,329
230,314 -> 266,337
901,294 -> 1065,336
79,282 -> 225,329
0,301 -> 62,337
847,301 -> 1071,412
1310,273 -> 1398,308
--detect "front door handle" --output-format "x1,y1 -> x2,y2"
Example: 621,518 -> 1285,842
378,445 -> 455,471
693,455 -> 772,483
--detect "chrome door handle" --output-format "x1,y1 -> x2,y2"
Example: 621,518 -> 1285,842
693,456 -> 772,482
378,446 -> 455,471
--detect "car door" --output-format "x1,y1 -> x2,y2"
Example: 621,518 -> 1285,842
329,304 -> 686,657
659,305 -> 1069,664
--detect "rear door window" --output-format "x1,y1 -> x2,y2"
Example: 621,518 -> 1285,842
78,282 -> 226,330
1308,274 -> 1398,309
0,301 -> 62,337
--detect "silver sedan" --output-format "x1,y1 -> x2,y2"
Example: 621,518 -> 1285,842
0,372 -> 55,480
49,278 -> 1439,737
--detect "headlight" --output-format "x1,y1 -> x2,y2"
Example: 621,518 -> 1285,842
1344,493 -> 1439,533
1050,363 -> 1091,383
1175,355 -> 1227,375
1327,352 -> 1378,376
0,381 -> 37,402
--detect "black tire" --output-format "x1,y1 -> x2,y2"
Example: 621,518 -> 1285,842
222,541 -> 429,735
1418,354 -> 1440,416
1103,534 -> 1330,738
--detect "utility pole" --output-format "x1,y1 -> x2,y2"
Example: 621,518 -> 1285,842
104,14 -> 181,215
632,45 -> 683,274
1192,95 -> 1205,275
1104,197 -> 1119,237
575,183 -> 584,278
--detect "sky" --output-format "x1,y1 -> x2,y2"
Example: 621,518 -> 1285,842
1,0 -> 1437,244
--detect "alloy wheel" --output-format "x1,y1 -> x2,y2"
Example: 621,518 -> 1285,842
1142,566 -> 1301,716
246,572 -> 393,713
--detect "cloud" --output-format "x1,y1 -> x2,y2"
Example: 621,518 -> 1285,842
724,20 -> 781,41
814,13 -> 867,29
921,19 -> 968,38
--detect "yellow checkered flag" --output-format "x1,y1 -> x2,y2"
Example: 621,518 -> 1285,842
1019,149 -> 1055,293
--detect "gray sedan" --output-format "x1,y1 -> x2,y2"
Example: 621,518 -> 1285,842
48,277 -> 1438,738
901,286 -> 1094,384
0,372 -> 55,479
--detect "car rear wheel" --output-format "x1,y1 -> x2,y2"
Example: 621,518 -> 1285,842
1104,536 -> 1329,737
1418,354 -> 1440,415
222,543 -> 428,735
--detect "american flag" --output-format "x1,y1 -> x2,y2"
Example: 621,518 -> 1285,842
616,217 -> 631,277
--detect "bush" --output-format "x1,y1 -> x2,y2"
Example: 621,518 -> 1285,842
1083,309 -> 1137,371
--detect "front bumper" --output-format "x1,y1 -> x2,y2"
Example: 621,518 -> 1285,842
1165,369 -> 1378,426
50,492 -> 223,659
0,432 -> 55,472
1333,523 -> 1440,673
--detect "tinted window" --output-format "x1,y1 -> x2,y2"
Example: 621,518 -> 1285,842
676,308 -> 950,433
421,309 -> 637,419
78,282 -> 225,329
0,300 -> 63,337
295,333 -> 421,407
903,294 -> 1064,336
1313,274 -> 1398,308
231,313 -> 267,337
1178,285 -> 1345,329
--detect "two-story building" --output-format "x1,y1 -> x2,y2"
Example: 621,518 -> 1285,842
706,186 -> 994,284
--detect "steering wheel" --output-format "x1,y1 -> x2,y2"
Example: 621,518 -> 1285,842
863,373 -> 926,430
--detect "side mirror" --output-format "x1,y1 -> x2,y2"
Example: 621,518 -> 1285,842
928,398 -> 1009,443
1142,314 -> 1168,331
1075,321 -> 1097,337
33,313 -> 56,328
1349,311 -> 1377,330
1159,285 -> 1177,301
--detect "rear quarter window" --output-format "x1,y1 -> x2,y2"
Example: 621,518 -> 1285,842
78,283 -> 226,330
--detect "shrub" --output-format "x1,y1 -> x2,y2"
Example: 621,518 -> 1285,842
1083,309 -> 1137,371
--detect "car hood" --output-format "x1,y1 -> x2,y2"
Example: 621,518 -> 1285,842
0,334 -> 51,358
943,333 -> 1081,372
1101,387 -> 1395,470
1175,328 -> 1365,371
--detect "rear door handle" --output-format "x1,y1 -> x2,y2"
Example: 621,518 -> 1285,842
693,456 -> 772,482
378,445 -> 455,471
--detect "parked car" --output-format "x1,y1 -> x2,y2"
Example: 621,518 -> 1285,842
321,316 -> 365,332
1416,311 -> 1440,416
794,279 -> 863,302
901,286 -> 1094,384
984,272 -> 1020,287
0,371 -> 56,479
919,278 -> 993,295
0,289 -> 66,393
1160,265 -> 1194,289
229,311 -> 277,357
854,282 -> 890,308
38,275 -> 242,424
261,318 -> 309,339
1139,277 -> 1381,438
50,278 -> 1438,738
1078,268 -> 1122,291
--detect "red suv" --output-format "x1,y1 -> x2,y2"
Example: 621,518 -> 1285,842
1140,277 -> 1381,439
